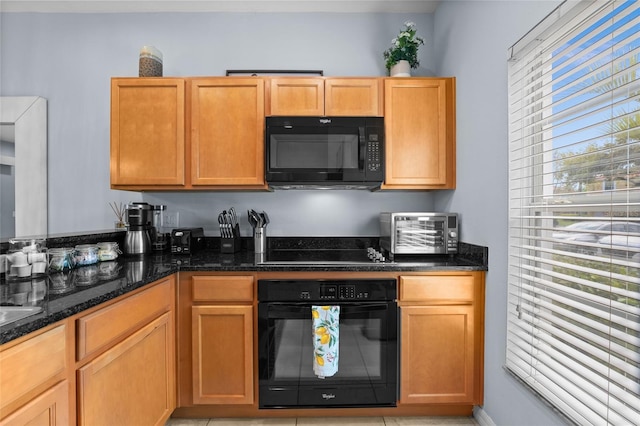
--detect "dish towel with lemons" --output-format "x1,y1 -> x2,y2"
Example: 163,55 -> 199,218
312,305 -> 340,378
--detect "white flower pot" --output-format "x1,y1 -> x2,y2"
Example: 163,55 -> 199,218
390,60 -> 411,77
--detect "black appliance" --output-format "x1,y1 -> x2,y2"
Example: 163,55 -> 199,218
170,227 -> 204,254
265,116 -> 384,189
258,278 -> 398,408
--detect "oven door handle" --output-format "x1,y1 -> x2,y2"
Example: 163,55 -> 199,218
262,302 -> 394,317
358,126 -> 366,169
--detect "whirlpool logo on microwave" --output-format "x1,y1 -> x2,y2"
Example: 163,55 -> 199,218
322,393 -> 336,400
319,118 -> 332,124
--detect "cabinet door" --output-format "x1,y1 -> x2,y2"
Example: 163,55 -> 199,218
0,323 -> 67,420
383,78 -> 456,189
269,78 -> 324,116
325,78 -> 383,116
400,305 -> 475,404
77,312 -> 175,426
191,305 -> 253,405
191,78 -> 265,186
110,78 -> 186,186
0,381 -> 68,426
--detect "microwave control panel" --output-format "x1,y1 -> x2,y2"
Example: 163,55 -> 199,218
367,132 -> 382,172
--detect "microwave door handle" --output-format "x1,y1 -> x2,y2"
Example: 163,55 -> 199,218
358,126 -> 366,169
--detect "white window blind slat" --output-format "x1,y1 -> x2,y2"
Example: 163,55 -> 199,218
507,1 -> 640,424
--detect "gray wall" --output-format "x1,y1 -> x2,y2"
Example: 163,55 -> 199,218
433,1 -> 565,425
0,11 -> 436,236
2,3 -> 572,424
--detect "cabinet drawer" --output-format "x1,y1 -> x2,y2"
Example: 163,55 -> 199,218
0,323 -> 67,418
400,275 -> 474,303
77,277 -> 173,361
192,276 -> 254,302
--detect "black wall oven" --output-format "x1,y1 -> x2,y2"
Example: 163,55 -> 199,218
258,279 -> 398,408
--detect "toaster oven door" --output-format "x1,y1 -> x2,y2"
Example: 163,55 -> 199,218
392,215 -> 449,254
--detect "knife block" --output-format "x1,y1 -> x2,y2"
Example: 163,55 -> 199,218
221,224 -> 241,253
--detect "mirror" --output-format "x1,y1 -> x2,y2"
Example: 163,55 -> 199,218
0,97 -> 47,238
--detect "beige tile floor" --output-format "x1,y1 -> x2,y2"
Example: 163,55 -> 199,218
166,416 -> 478,425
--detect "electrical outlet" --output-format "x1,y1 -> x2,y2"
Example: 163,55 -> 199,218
163,211 -> 179,228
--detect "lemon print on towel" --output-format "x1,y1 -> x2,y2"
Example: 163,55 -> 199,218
312,305 -> 340,378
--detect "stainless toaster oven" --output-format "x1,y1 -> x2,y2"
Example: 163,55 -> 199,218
380,212 -> 458,255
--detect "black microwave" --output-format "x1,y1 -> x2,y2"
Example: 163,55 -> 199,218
265,116 -> 384,189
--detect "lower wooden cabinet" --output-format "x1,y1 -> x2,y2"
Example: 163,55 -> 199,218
77,312 -> 174,425
76,276 -> 176,426
398,272 -> 484,405
177,273 -> 255,407
192,305 -> 253,404
0,322 -> 70,425
0,380 -> 69,426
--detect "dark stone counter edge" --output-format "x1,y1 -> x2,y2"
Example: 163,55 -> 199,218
0,270 -> 175,345
1,234 -> 488,345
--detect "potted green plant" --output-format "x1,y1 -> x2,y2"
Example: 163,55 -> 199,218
383,21 -> 424,76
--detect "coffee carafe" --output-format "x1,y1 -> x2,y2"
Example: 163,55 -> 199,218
124,202 -> 153,255
150,204 -> 169,252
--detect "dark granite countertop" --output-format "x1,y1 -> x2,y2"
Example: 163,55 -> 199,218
1,234 -> 487,345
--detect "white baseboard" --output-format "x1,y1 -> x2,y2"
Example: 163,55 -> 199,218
473,406 -> 497,426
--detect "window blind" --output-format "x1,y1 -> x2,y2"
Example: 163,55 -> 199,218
507,1 -> 640,425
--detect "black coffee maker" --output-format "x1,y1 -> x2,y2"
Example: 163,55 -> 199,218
124,202 -> 153,255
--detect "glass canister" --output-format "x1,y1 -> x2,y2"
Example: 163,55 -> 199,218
97,242 -> 121,262
48,248 -> 76,272
74,244 -> 99,266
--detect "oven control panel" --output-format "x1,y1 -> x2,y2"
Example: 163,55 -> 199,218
299,286 -> 372,300
303,284 -> 371,300
259,279 -> 397,302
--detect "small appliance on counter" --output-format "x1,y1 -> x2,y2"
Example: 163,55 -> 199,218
150,204 -> 169,252
123,202 -> 171,255
171,227 -> 204,254
123,202 -> 153,255
380,212 -> 459,257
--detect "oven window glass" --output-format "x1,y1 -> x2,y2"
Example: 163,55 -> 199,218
269,133 -> 359,170
261,304 -> 394,384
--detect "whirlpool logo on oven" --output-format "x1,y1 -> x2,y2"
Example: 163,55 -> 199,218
322,393 -> 336,400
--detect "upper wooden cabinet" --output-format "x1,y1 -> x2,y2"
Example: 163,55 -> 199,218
268,77 -> 383,116
110,76 -> 455,191
110,78 -> 186,187
382,78 -> 456,190
190,78 -> 265,186
110,77 -> 267,190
